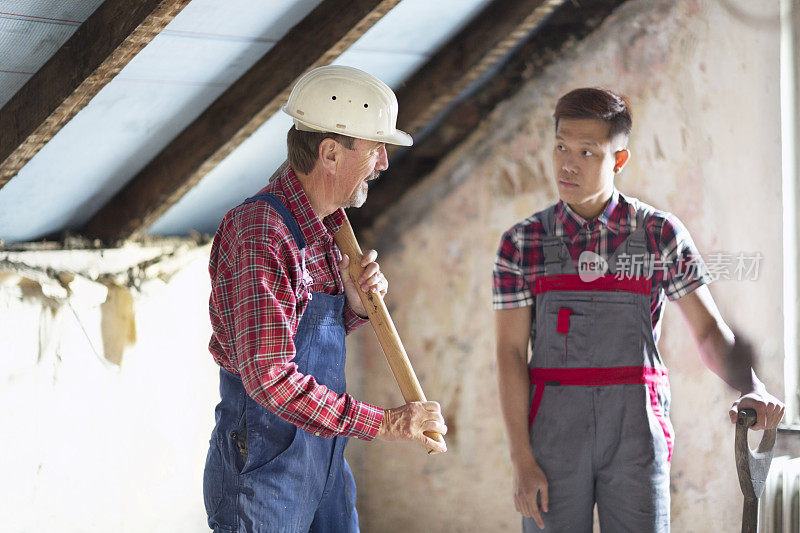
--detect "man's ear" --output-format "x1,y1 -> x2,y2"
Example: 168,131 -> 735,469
318,138 -> 339,173
614,148 -> 630,173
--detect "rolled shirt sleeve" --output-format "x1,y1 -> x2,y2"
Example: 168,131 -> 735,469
343,300 -> 369,333
493,227 -> 534,310
657,213 -> 713,301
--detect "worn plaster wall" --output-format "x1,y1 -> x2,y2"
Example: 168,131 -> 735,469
0,251 -> 219,532
346,0 -> 784,531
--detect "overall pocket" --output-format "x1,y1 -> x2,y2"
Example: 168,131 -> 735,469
203,437 -> 225,515
544,295 -> 642,367
544,303 -> 591,367
240,397 -> 299,475
588,299 -> 642,366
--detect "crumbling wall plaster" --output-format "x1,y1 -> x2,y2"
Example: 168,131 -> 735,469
0,247 -> 218,532
346,0 -> 783,531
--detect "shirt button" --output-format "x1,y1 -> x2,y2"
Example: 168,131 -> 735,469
230,431 -> 238,440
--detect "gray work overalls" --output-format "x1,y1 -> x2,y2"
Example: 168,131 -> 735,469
524,204 -> 673,532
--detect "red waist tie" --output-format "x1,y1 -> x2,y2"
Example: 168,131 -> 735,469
529,366 -> 673,460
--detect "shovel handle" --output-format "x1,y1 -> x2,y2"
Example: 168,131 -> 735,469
333,214 -> 445,455
736,409 -> 777,460
735,408 -> 777,533
737,408 -> 758,430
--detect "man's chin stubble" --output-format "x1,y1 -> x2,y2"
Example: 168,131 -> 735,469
344,171 -> 379,209
345,183 -> 369,208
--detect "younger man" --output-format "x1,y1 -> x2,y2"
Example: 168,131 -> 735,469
493,88 -> 784,531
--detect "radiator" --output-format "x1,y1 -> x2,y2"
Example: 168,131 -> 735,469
760,456 -> 800,532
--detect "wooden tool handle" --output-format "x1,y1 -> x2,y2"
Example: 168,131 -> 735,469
735,408 -> 777,533
334,214 -> 445,455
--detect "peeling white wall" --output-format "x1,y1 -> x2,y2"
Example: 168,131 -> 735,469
0,251 -> 219,532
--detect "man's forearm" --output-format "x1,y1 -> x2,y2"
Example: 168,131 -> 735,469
697,324 -> 760,393
677,287 -> 760,394
677,287 -> 783,428
497,347 -> 535,463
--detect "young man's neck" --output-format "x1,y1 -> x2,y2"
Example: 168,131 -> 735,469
566,189 -> 614,220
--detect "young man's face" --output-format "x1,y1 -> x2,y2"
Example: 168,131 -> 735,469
336,138 -> 388,208
552,118 -> 627,218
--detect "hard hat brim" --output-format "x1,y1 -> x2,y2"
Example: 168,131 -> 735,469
288,114 -> 413,147
382,129 -> 413,147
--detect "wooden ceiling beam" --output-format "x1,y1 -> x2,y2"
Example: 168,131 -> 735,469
84,0 -> 401,244
349,0 -> 631,236
393,0 -> 564,138
0,0 -> 191,191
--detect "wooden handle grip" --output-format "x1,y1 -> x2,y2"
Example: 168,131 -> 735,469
334,214 -> 445,454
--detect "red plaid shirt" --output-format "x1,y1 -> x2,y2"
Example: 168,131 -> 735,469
493,190 -> 712,345
208,166 -> 383,440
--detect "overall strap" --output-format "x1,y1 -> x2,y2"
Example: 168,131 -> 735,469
241,193 -> 306,250
607,203 -> 653,276
241,192 -> 313,301
540,206 -> 573,276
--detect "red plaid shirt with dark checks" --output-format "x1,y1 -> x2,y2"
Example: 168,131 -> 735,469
492,190 -> 712,345
208,166 -> 383,440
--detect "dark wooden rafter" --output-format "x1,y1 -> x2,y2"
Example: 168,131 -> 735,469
348,0 -> 631,235
393,0 -> 565,139
84,0 -> 401,244
0,0 -> 192,190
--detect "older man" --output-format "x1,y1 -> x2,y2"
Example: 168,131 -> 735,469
203,66 -> 447,532
493,87 -> 783,532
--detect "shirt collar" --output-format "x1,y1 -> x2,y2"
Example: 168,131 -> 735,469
276,166 -> 345,244
555,188 -> 628,237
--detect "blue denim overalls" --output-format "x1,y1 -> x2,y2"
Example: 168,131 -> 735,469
204,194 -> 359,532
524,203 -> 672,533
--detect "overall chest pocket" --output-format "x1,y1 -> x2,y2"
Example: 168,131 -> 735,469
543,296 -> 643,367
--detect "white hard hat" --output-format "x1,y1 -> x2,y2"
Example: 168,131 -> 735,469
282,65 -> 413,147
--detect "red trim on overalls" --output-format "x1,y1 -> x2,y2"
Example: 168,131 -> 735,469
535,274 -> 651,295
528,367 -> 672,460
530,274 -> 674,461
